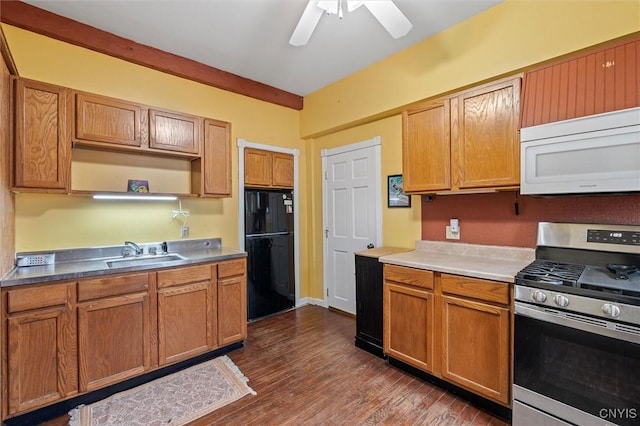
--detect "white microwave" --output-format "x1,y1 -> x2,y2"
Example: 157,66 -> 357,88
520,107 -> 640,195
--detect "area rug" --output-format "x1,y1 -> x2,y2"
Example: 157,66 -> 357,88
68,356 -> 256,426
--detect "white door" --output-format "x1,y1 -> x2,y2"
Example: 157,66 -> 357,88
323,137 -> 382,314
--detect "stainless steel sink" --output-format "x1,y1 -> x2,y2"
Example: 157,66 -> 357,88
105,254 -> 186,269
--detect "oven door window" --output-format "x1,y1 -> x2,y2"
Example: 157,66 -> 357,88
514,314 -> 640,425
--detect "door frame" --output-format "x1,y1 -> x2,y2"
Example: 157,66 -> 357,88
237,138 -> 300,309
321,136 -> 383,309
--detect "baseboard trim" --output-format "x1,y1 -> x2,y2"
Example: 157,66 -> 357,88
297,297 -> 325,307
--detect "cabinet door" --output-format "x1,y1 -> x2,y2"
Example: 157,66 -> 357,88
244,148 -> 272,187
14,78 -> 71,191
440,295 -> 510,405
217,259 -> 247,346
383,282 -> 434,373
272,152 -> 294,188
402,99 -> 451,193
78,292 -> 151,392
156,264 -> 215,365
149,108 -> 201,155
158,282 -> 213,365
452,77 -> 521,189
200,118 -> 231,197
75,92 -> 141,147
4,283 -> 76,416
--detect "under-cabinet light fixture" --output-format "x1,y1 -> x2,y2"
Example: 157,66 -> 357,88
92,194 -> 178,201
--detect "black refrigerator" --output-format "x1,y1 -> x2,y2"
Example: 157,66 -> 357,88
245,189 -> 295,320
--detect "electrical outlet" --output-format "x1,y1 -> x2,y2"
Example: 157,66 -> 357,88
446,225 -> 460,240
181,226 -> 189,238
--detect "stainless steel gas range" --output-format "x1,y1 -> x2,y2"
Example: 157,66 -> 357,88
513,222 -> 640,426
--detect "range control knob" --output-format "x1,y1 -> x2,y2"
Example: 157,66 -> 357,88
602,303 -> 621,318
553,294 -> 570,307
532,290 -> 547,303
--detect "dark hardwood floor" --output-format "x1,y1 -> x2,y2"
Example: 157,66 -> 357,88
42,305 -> 509,425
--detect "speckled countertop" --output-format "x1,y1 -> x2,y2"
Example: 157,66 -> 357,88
1,238 -> 246,287
355,247 -> 411,258
379,241 -> 535,283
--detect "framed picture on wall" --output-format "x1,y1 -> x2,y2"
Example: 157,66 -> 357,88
127,179 -> 150,193
387,174 -> 411,208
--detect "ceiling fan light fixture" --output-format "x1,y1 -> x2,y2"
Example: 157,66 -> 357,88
289,0 -> 412,46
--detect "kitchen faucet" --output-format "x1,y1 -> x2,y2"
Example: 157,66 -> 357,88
124,241 -> 143,256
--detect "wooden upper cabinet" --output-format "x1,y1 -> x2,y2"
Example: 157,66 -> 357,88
402,99 -> 451,193
13,78 -> 71,192
12,79 -> 232,196
149,108 -> 201,155
74,93 -> 202,157
452,77 -> 521,189
244,148 -> 294,189
402,75 -> 521,194
272,152 -> 294,188
521,35 -> 640,127
192,118 -> 232,197
75,92 -> 142,147
244,148 -> 272,187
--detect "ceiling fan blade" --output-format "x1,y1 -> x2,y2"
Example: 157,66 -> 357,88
289,1 -> 325,46
346,1 -> 364,12
363,0 -> 412,39
317,0 -> 338,14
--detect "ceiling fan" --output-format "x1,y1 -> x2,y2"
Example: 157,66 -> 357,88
289,0 -> 413,46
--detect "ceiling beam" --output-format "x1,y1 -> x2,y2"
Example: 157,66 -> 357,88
0,0 -> 304,110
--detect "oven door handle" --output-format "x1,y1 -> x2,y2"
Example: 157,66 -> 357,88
515,302 -> 640,344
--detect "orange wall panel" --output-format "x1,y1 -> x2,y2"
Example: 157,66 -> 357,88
421,192 -> 640,248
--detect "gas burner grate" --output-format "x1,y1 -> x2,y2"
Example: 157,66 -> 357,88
517,259 -> 585,286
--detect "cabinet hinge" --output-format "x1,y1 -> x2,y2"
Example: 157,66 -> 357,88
326,288 -> 329,297
324,171 -> 328,180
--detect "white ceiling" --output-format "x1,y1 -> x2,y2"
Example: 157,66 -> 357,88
22,0 -> 503,96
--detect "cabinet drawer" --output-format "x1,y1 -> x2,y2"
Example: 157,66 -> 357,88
157,264 -> 212,288
441,274 -> 509,305
383,264 -> 434,289
6,283 -> 72,313
218,258 -> 246,279
78,273 -> 149,301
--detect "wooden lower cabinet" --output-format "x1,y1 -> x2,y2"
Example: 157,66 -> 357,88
440,295 -> 510,405
383,282 -> 435,372
217,258 -> 247,345
78,290 -> 151,392
2,283 -> 77,416
383,266 -> 512,407
157,264 -> 215,365
1,257 -> 247,420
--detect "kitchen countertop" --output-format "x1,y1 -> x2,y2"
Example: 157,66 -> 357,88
1,238 -> 246,287
355,246 -> 411,259
379,241 -> 535,283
